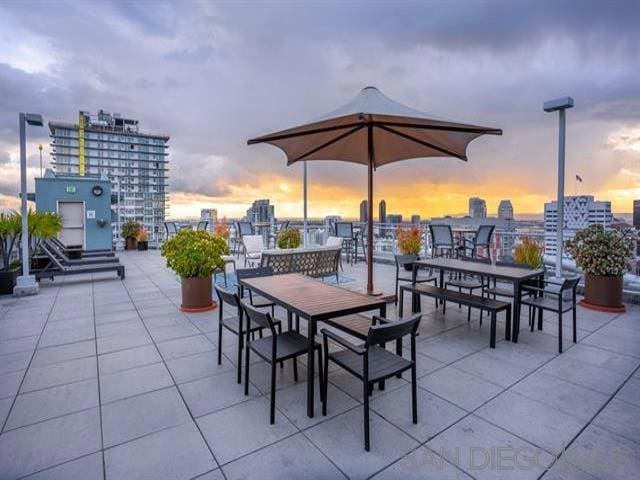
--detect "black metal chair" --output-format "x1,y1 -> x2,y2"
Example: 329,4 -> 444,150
164,221 -> 178,239
233,221 -> 254,258
458,225 -> 495,260
235,267 -> 277,316
196,221 -> 209,231
214,286 -> 282,384
428,224 -> 457,258
334,222 -> 362,264
521,277 -> 580,353
321,313 -> 422,451
241,301 -> 323,424
394,254 -> 437,305
444,256 -> 491,322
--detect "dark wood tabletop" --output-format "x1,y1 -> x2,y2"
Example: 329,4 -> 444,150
239,273 -> 386,321
415,257 -> 544,281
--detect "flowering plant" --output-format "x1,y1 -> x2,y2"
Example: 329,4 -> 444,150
564,225 -> 635,276
396,225 -> 423,255
213,218 -> 229,239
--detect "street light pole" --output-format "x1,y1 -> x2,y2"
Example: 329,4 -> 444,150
14,112 -> 43,296
544,97 -> 574,279
38,144 -> 43,177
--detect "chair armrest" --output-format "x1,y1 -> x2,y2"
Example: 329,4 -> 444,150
321,329 -> 365,355
372,315 -> 392,325
521,285 -> 561,296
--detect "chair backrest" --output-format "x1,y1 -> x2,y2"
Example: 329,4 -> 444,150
334,222 -> 353,238
214,285 -> 239,307
365,313 -> 422,347
394,254 -> 417,268
240,300 -> 277,335
236,266 -> 274,281
475,225 -> 495,247
278,220 -> 290,231
560,276 -> 580,292
236,221 -> 253,237
196,221 -> 208,231
429,224 -> 453,248
164,222 -> 177,236
243,235 -> 264,254
325,236 -> 344,248
459,255 -> 491,265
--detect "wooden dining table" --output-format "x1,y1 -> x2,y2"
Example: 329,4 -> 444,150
238,273 -> 387,417
413,257 -> 544,342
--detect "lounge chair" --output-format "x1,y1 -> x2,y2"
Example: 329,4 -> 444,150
44,240 -> 119,266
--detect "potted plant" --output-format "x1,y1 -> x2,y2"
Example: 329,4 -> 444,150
161,230 -> 228,312
514,237 -> 544,269
0,212 -> 21,295
213,218 -> 230,240
28,210 -> 64,264
136,228 -> 149,251
277,227 -> 302,249
121,220 -> 141,250
396,225 -> 423,270
565,225 -> 635,312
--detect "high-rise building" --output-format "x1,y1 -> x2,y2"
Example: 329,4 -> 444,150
469,197 -> 487,219
411,214 -> 421,224
379,200 -> 386,223
49,110 -> 169,243
200,208 -> 217,232
360,200 -> 368,223
633,199 -> 640,229
245,199 -> 274,223
498,200 -> 514,220
387,214 -> 403,224
544,195 -> 612,256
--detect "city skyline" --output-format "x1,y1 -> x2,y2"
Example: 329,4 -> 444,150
0,1 -> 638,220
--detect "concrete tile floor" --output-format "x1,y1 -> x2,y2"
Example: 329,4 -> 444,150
0,250 -> 638,480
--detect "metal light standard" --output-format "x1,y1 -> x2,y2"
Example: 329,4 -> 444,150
544,96 -> 574,279
14,113 -> 44,296
38,144 -> 43,177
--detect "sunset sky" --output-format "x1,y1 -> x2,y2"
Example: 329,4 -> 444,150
0,0 -> 638,220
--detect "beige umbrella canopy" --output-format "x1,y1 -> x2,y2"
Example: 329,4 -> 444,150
248,86 -> 502,294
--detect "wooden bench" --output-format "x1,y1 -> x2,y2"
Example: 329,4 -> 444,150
399,283 -> 511,348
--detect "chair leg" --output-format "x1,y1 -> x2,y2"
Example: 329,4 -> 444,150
490,312 -> 496,348
293,357 -> 298,382
411,364 -> 418,424
322,344 -> 329,416
244,344 -> 250,395
572,306 -> 577,343
217,325 -> 223,365
558,311 -> 563,354
317,348 -> 324,404
395,277 -> 399,305
530,307 -> 535,332
295,314 -> 300,332
237,336 -> 243,384
270,361 -> 277,424
363,381 -> 370,451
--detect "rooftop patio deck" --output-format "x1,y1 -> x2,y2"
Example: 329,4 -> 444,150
0,250 -> 638,480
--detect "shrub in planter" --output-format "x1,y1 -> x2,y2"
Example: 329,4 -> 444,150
396,225 -> 423,270
122,220 -> 141,250
161,230 -> 229,312
136,228 -> 149,251
565,225 -> 635,312
277,227 -> 302,249
0,212 -> 21,294
514,237 -> 544,269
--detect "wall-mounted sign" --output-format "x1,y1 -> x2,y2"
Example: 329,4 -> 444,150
92,185 -> 103,196
87,210 -> 96,219
66,185 -> 76,194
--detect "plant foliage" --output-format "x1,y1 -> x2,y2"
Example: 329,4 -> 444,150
277,227 -> 302,249
213,218 -> 229,239
514,237 -> 544,269
160,230 -> 228,278
121,220 -> 141,239
564,225 -> 635,277
136,228 -> 148,242
396,225 -> 423,255
0,212 -> 21,271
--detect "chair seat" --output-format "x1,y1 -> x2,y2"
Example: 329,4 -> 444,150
250,331 -> 319,362
330,345 -> 412,382
397,274 -> 438,283
521,295 -> 574,313
446,278 -> 483,290
485,284 -> 514,297
222,315 -> 281,335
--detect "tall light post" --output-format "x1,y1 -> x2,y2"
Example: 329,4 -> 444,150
544,96 -> 574,279
14,113 -> 44,296
303,161 -> 308,247
38,144 -> 43,177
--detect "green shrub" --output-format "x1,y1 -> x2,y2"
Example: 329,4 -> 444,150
160,230 -> 229,278
121,220 -> 141,239
277,227 -> 302,249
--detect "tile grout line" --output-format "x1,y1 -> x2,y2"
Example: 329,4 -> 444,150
91,275 -> 108,480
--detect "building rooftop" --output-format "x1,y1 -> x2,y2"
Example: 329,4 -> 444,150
0,251 -> 638,479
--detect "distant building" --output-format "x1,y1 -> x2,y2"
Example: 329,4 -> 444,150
544,195 -> 612,256
469,197 -> 487,219
200,208 -> 217,232
49,109 -> 169,243
245,199 -> 274,224
387,214 -> 403,224
498,200 -> 514,220
634,199 -> 640,229
379,200 -> 387,223
411,215 -> 421,224
360,200 -> 368,222
324,215 -> 342,234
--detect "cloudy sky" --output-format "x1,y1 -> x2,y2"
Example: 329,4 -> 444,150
0,0 -> 638,219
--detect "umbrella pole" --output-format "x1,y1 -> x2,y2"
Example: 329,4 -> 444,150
367,125 -> 377,295
303,161 -> 308,247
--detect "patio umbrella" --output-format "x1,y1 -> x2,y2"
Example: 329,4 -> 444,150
248,86 -> 502,295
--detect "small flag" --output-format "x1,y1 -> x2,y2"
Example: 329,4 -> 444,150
575,174 -> 583,183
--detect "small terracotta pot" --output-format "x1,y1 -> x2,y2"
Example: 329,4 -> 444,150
581,273 -> 625,313
125,237 -> 138,250
180,275 -> 216,312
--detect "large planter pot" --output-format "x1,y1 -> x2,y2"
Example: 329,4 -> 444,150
180,275 -> 216,312
0,269 -> 19,295
137,241 -> 148,251
125,237 -> 138,250
581,273 -> 625,313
